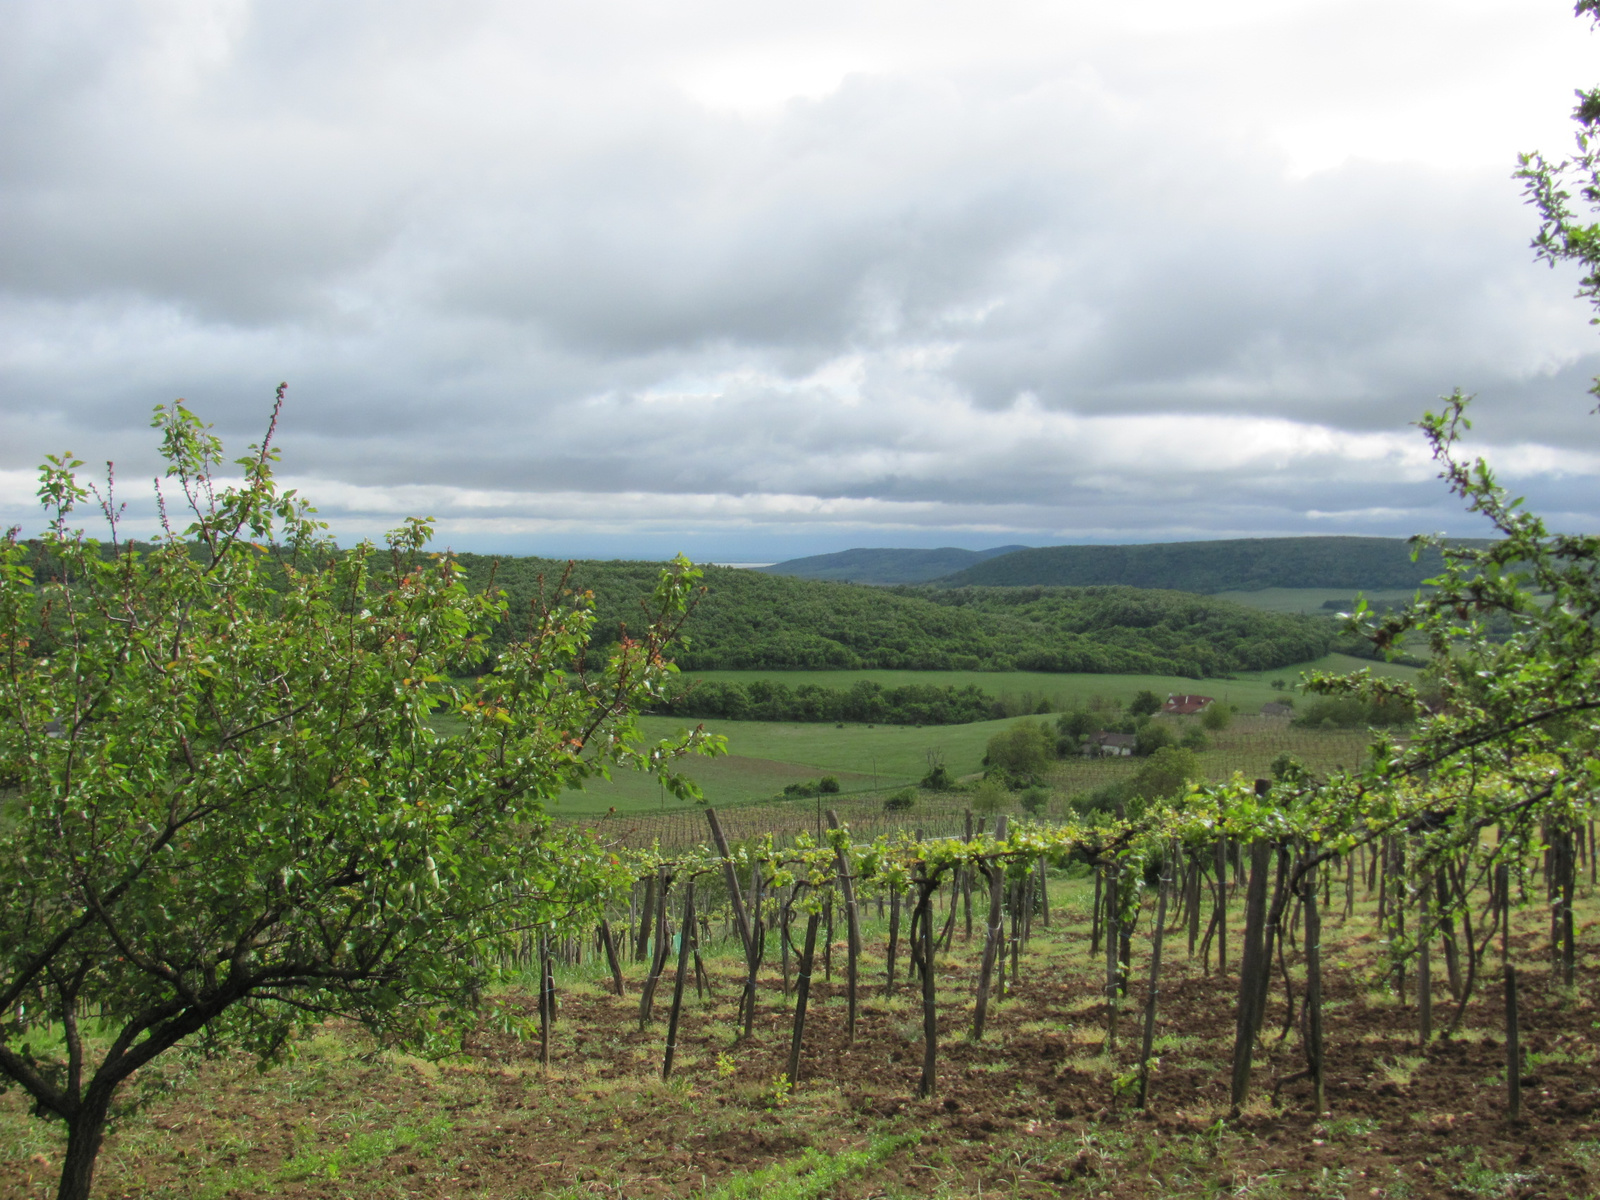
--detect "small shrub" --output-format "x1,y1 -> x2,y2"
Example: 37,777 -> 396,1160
972,778 -> 1008,814
919,764 -> 953,790
1134,720 -> 1174,756
818,776 -> 840,794
1180,726 -> 1209,750
1200,703 -> 1233,732
1020,786 -> 1048,814
1129,689 -> 1161,717
883,787 -> 917,812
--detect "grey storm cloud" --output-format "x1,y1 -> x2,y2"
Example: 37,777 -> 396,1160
2,0 -> 1599,557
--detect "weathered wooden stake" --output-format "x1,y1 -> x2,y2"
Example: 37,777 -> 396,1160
662,882 -> 695,1080
1136,864 -> 1171,1109
826,810 -> 863,1045
917,872 -> 939,1098
1229,840 -> 1272,1109
706,808 -> 754,960
599,919 -> 626,997
1303,860 -> 1326,1114
785,905 -> 823,1088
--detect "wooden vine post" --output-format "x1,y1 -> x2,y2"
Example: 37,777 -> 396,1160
598,918 -> 626,997
1136,858 -> 1171,1109
1229,839 -> 1273,1109
662,881 -> 696,1080
785,898 -> 823,1088
973,816 -> 1008,1041
917,864 -> 940,1098
1103,864 -> 1120,1051
1302,857 -> 1326,1113
826,811 -> 863,1045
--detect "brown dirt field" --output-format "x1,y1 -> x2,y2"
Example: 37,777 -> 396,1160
2,890 -> 1597,1199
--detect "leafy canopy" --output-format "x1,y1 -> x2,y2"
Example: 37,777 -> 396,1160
0,394 -> 717,1200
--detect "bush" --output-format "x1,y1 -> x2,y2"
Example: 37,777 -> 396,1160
818,776 -> 840,794
1129,746 -> 1203,802
1020,786 -> 1049,815
1134,720 -> 1174,756
1180,726 -> 1209,750
883,787 -> 917,812
919,764 -> 954,790
1072,780 -> 1131,817
1293,695 -> 1413,729
1129,689 -> 1162,717
985,719 -> 1056,779
1201,703 -> 1233,731
971,778 -> 1009,814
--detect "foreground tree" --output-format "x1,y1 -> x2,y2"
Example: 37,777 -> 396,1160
0,394 -> 716,1200
1293,0 -> 1600,958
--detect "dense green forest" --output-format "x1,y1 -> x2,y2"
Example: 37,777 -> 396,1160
448,555 -> 1339,676
654,677 -> 1003,724
933,535 -> 1493,592
758,544 -> 1026,583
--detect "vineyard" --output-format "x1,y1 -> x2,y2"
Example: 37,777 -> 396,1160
575,717 -> 1374,851
6,792 -> 1597,1199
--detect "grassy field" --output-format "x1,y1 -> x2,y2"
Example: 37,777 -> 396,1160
567,654 -> 1418,818
572,715 -> 1378,847
1215,586 -> 1426,615
680,651 -> 1417,713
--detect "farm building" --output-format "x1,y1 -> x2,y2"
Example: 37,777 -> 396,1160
1083,731 -> 1137,757
1161,694 -> 1214,715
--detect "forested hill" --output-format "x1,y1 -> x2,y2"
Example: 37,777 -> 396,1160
757,545 -> 1027,584
934,536 -> 1493,592
447,555 -> 1337,677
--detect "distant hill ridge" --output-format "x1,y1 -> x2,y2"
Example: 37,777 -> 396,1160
933,536 -> 1490,593
759,545 -> 1028,584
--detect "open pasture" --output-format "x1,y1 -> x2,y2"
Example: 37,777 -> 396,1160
569,714 -> 1378,834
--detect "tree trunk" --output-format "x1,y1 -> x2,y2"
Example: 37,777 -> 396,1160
56,1088 -> 113,1200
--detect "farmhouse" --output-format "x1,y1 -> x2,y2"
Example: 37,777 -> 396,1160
1083,731 -> 1137,757
1161,694 -> 1214,715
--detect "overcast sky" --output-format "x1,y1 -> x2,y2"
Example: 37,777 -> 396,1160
3,0 -> 1599,561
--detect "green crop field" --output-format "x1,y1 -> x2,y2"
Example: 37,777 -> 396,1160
679,651 -> 1417,712
557,712 -> 1011,815
561,652 -> 1418,818
1215,586 -> 1427,615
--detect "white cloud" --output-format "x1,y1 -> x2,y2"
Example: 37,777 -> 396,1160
2,0 -> 1599,557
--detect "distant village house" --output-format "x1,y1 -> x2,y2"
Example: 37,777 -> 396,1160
1160,694 -> 1214,716
1084,731 -> 1137,757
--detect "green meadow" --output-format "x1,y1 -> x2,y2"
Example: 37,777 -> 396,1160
560,653 -> 1419,816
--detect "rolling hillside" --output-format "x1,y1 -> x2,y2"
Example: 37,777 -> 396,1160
758,545 -> 1028,584
447,554 -> 1338,677
934,536 -> 1491,592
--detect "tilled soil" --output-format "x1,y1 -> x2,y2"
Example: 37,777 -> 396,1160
2,921 -> 1597,1199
